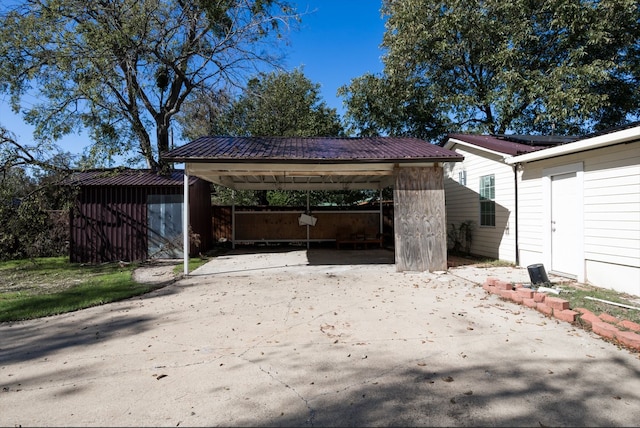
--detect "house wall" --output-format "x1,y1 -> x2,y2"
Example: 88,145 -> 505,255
516,140 -> 640,295
443,146 -> 517,262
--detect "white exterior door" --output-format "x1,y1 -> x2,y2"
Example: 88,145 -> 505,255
550,172 -> 578,276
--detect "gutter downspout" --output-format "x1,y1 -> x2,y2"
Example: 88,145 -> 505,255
513,163 -> 520,266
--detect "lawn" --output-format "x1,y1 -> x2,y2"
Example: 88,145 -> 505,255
0,257 -> 208,322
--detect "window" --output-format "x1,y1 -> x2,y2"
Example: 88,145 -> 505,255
458,170 -> 467,186
479,174 -> 495,226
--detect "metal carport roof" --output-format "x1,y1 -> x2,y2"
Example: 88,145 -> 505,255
162,136 -> 463,190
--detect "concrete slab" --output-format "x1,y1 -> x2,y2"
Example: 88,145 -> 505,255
1,249 -> 639,427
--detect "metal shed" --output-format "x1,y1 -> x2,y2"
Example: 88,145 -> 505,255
67,169 -> 212,263
162,136 -> 463,274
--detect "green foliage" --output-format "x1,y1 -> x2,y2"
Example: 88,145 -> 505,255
179,68 -> 355,206
0,0 -> 300,169
265,189 -> 371,206
0,167 -> 74,261
179,68 -> 344,140
342,0 -> 640,138
339,73 -> 450,140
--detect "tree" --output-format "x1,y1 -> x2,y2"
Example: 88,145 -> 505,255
0,127 -> 73,260
340,0 -> 640,138
180,68 -> 344,139
0,0 -> 300,171
338,73 -> 450,140
178,68 -> 356,205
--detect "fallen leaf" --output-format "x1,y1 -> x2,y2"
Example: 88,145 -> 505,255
442,376 -> 454,382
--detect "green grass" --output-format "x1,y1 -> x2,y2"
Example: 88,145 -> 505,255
0,257 -> 173,322
172,257 -> 210,275
553,282 -> 640,327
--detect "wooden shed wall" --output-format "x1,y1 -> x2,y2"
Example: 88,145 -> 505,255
188,179 -> 213,254
70,181 -> 211,263
212,205 -> 394,246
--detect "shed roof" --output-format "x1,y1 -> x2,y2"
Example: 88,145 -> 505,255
162,136 -> 462,191
66,168 -> 200,187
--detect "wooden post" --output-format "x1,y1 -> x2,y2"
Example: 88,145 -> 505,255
393,166 -> 447,272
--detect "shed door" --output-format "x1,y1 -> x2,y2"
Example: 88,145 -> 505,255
148,194 -> 183,258
550,172 -> 578,276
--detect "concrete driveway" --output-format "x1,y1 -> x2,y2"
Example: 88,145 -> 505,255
1,248 -> 639,427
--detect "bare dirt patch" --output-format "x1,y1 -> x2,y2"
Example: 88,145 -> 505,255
131,259 -> 182,285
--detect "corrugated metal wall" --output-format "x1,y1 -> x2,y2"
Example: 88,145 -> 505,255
70,181 -> 211,263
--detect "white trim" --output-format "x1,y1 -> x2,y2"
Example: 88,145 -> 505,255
542,162 -> 584,282
444,138 -> 511,159
183,172 -> 190,276
506,125 -> 640,164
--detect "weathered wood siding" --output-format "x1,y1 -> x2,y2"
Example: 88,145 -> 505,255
443,145 -> 517,261
394,166 -> 447,272
213,206 -> 391,245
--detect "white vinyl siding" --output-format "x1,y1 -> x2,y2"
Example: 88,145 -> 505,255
443,145 -> 516,261
516,139 -> 640,295
583,142 -> 640,269
516,163 -> 545,266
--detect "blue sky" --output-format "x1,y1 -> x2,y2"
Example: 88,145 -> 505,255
0,0 -> 387,158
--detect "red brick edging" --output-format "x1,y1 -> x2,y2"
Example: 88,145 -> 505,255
483,277 -> 640,352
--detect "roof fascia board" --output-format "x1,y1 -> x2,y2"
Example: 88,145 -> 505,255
444,138 -> 510,159
506,125 -> 640,164
186,162 -> 437,175
229,182 -> 389,191
172,156 -> 460,164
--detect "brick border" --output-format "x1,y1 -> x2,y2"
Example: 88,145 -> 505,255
483,277 -> 640,352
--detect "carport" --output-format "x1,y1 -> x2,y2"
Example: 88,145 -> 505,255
161,136 -> 463,274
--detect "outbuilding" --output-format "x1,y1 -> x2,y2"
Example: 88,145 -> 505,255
67,168 -> 212,264
162,136 -> 463,274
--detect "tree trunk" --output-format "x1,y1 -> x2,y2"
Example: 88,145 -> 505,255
156,118 -> 171,174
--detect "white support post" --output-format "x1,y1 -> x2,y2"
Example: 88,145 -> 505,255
232,190 -> 236,250
379,188 -> 383,236
183,171 -> 190,276
306,190 -> 310,249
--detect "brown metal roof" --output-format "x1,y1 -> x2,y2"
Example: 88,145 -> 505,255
162,136 -> 463,163
445,134 -> 549,156
67,169 -> 199,187
445,133 -> 573,156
